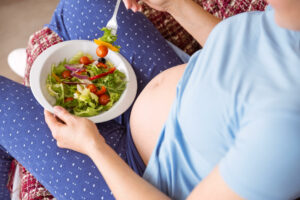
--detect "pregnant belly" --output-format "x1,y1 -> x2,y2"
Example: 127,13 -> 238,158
130,64 -> 186,164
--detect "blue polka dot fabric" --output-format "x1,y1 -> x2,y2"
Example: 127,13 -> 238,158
0,77 -> 142,200
0,0 -> 183,199
47,0 -> 183,94
0,147 -> 12,199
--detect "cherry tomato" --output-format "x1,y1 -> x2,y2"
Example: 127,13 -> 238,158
61,70 -> 72,79
64,97 -> 74,102
96,86 -> 107,96
96,45 -> 108,58
87,84 -> 97,93
99,94 -> 110,105
79,56 -> 92,65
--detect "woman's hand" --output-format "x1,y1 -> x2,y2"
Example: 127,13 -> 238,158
122,0 -> 175,12
44,106 -> 105,156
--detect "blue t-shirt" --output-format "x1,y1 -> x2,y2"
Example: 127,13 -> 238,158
143,7 -> 300,200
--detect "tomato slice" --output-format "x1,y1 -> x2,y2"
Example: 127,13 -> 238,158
87,84 -> 97,93
99,94 -> 110,105
64,97 -> 74,102
61,70 -> 72,79
96,86 -> 106,96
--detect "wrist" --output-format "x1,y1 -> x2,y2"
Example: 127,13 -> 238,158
166,0 -> 186,15
87,136 -> 108,159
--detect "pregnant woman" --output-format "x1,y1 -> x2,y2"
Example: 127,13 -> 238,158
1,0 -> 300,199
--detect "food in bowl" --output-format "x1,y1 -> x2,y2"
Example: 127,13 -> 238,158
46,51 -> 127,117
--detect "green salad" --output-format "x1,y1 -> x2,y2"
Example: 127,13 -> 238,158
46,51 -> 127,117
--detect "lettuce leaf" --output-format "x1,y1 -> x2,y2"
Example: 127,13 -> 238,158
68,51 -> 93,64
51,60 -> 67,75
73,106 -> 103,117
98,27 -> 117,44
46,53 -> 127,117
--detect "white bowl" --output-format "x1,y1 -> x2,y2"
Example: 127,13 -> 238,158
30,40 -> 137,123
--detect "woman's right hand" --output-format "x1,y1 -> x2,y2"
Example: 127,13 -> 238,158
44,106 -> 105,157
123,0 -> 175,12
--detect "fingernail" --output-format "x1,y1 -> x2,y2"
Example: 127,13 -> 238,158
54,106 -> 63,113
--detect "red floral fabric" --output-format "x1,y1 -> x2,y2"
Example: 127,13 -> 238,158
20,165 -> 54,200
141,0 -> 267,54
24,27 -> 62,86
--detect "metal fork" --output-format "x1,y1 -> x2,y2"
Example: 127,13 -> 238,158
106,0 -> 122,35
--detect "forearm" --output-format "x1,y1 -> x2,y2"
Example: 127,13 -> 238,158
167,0 -> 221,46
88,139 -> 170,200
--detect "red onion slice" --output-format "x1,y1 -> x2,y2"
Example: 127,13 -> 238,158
65,64 -> 84,72
71,72 -> 89,79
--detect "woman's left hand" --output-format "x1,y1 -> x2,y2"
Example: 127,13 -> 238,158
44,106 -> 105,156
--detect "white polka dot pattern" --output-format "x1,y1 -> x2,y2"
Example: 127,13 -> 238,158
0,78 -> 129,199
47,0 -> 183,94
0,148 -> 12,199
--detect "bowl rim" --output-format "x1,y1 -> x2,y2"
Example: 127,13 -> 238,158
30,40 -> 137,123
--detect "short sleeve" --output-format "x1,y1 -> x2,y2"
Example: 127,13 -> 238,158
219,107 -> 300,200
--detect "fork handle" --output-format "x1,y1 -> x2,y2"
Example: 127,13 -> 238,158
111,0 -> 122,21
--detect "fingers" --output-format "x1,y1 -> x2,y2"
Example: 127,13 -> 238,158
131,2 -> 138,12
123,0 -> 142,12
56,141 -> 64,148
123,0 -> 132,9
44,109 -> 63,132
53,106 -> 76,125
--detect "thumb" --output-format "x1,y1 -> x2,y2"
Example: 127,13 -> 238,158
123,0 -> 132,9
53,106 -> 76,124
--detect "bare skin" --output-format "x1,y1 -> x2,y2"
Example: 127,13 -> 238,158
130,64 -> 187,164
